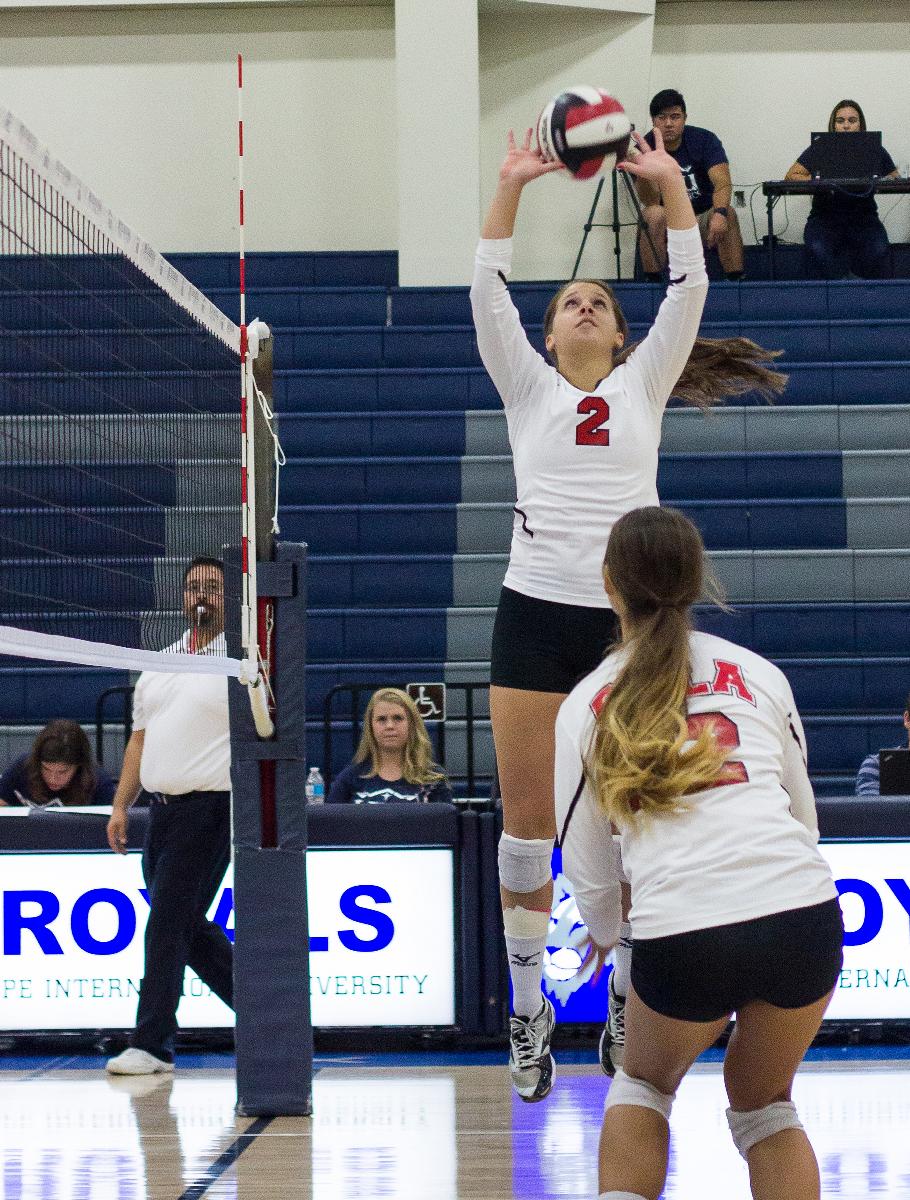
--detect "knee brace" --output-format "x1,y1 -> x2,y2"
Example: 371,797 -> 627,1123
604,1069 -> 676,1122
498,832 -> 553,894
726,1101 -> 803,1158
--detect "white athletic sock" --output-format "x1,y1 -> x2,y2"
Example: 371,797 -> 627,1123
598,1192 -> 647,1199
505,931 -> 547,1018
612,921 -> 632,998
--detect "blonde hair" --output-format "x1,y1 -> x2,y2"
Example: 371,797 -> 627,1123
355,688 -> 446,785
585,507 -> 729,823
543,280 -> 787,410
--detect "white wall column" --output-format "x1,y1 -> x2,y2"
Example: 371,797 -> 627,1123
395,0 -> 480,285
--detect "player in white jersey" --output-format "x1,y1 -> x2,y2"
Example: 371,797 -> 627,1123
471,129 -> 786,1101
556,506 -> 843,1200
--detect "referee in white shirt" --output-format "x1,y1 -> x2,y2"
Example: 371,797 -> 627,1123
105,556 -> 233,1075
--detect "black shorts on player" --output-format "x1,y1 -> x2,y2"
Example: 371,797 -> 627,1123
631,898 -> 845,1022
490,586 -> 621,693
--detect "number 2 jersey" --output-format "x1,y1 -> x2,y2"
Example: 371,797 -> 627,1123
470,225 -> 708,608
555,630 -> 837,943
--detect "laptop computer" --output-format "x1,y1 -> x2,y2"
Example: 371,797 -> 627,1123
806,131 -> 883,179
878,748 -> 910,796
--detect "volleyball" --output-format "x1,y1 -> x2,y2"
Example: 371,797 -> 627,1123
536,87 -> 632,180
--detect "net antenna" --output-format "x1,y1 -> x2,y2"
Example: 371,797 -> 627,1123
238,54 -> 277,739
0,101 -> 276,738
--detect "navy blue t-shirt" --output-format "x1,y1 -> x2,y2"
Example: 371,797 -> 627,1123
0,754 -> 117,807
797,143 -> 896,219
645,125 -> 727,214
327,762 -> 452,805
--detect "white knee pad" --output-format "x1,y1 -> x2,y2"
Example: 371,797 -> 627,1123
726,1101 -> 803,1158
498,832 -> 553,894
604,1069 -> 676,1122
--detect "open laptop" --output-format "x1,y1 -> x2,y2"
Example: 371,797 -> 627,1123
806,131 -> 883,179
878,748 -> 910,796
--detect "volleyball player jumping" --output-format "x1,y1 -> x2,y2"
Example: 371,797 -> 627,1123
556,506 -> 843,1200
471,128 -> 785,1101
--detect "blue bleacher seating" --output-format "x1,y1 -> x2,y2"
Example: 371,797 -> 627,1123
2,250 -> 909,796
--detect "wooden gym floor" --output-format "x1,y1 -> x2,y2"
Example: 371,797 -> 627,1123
2,1047 -> 910,1198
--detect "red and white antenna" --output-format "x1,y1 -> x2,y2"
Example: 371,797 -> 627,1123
238,53 -> 273,737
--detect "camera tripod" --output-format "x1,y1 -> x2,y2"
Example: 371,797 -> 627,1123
572,164 -> 663,282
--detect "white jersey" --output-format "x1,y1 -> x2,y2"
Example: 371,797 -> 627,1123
555,630 -> 837,944
470,226 -> 708,607
132,632 -> 231,795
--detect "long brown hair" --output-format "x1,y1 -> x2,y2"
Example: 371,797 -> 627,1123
26,720 -> 97,806
585,507 -> 729,823
355,688 -> 446,785
828,99 -> 866,132
543,279 -> 787,409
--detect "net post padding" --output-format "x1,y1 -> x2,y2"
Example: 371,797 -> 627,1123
230,542 -> 311,1117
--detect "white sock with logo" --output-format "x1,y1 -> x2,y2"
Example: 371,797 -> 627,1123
504,906 -> 550,1018
612,921 -> 632,999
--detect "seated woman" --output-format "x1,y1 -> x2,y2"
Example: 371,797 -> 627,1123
0,720 -> 117,807
328,688 -> 453,804
785,98 -> 899,279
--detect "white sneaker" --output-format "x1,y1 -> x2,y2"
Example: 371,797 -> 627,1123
599,974 -> 625,1077
105,1047 -> 175,1076
509,997 -> 556,1102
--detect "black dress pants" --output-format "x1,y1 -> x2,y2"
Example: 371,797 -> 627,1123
131,790 -> 233,1060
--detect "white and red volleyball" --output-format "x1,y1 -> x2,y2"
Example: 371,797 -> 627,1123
537,87 -> 631,179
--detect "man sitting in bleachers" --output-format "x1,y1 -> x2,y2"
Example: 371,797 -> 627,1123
855,690 -> 910,794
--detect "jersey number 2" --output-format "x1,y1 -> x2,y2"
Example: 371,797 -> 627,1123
576,396 -> 610,446
687,711 -> 750,786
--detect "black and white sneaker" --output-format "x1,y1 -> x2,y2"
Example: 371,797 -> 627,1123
509,997 -> 556,1102
599,974 -> 625,1077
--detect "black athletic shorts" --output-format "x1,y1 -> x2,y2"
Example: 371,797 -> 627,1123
631,898 -> 845,1022
490,586 -> 621,694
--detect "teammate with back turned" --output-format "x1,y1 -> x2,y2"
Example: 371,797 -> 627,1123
556,506 -> 843,1200
470,126 -> 786,1102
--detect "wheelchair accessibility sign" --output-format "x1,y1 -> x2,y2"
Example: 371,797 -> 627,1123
407,682 -> 446,723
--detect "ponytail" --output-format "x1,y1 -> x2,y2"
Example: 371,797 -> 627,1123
615,336 -> 788,411
585,605 -> 727,823
585,507 -> 731,823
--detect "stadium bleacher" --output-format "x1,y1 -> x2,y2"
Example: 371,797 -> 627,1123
2,248 -> 908,794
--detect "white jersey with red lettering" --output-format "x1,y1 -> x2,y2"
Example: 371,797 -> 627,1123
555,630 -> 837,944
470,225 -> 708,608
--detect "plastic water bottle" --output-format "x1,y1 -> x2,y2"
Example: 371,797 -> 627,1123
305,767 -> 325,805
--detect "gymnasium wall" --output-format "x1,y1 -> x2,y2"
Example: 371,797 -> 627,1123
651,1 -> 910,246
0,1 -> 907,269
0,6 -> 398,254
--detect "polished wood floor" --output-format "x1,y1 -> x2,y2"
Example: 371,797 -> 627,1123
2,1050 -> 910,1198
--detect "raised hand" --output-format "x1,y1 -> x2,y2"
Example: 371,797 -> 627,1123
618,127 -> 682,186
499,128 -> 565,186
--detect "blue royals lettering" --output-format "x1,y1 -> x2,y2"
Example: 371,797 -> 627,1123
2,883 -> 397,956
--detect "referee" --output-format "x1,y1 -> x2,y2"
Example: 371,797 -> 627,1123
105,556 -> 234,1075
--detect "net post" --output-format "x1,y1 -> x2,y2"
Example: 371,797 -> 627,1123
229,541 -> 312,1117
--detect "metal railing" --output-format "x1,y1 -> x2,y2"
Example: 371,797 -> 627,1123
95,686 -> 134,766
322,681 -> 488,794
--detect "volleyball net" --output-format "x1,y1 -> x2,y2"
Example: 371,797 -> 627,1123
0,104 -> 275,721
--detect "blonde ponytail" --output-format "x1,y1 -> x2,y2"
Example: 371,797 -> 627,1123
585,508 -> 730,823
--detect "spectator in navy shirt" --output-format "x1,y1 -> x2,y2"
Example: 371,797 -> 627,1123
0,719 -> 116,808
855,690 -> 910,795
785,99 -> 899,279
637,89 -> 745,282
328,688 -> 453,804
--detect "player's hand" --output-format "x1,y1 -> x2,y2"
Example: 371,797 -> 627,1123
578,933 -> 612,983
706,210 -> 728,248
499,128 -> 565,186
618,128 -> 682,187
107,808 -> 129,855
